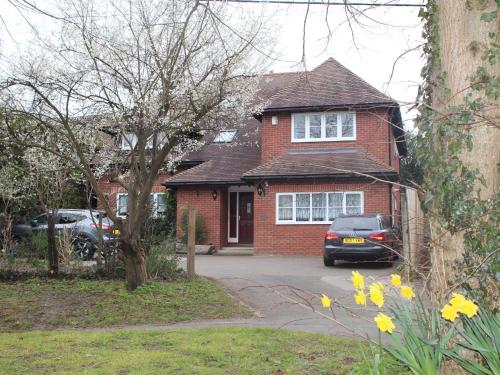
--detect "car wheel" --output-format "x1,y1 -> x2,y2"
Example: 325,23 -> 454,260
323,256 -> 335,267
74,236 -> 96,261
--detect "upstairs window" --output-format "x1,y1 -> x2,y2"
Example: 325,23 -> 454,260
291,112 -> 356,142
121,132 -> 168,150
213,130 -> 236,143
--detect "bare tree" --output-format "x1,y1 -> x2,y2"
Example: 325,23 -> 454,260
1,0 -> 270,289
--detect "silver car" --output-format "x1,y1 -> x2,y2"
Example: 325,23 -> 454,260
13,209 -> 119,260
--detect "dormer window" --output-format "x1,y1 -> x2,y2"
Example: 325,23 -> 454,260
292,112 -> 356,142
213,130 -> 236,143
121,132 -> 168,150
121,132 -> 138,150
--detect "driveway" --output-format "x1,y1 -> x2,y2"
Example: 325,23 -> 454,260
181,255 -> 398,339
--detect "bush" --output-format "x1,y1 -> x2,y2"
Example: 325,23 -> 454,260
179,206 -> 206,245
146,238 -> 182,280
142,215 -> 175,250
14,231 -> 48,260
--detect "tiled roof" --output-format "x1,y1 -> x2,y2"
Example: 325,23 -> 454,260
242,148 -> 397,181
264,58 -> 395,110
166,146 -> 261,185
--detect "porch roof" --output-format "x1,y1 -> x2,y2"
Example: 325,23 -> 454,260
241,148 -> 398,182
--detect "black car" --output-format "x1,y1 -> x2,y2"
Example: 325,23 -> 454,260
323,214 -> 399,267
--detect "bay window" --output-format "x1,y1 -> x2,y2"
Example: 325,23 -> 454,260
291,112 -> 356,142
276,191 -> 364,224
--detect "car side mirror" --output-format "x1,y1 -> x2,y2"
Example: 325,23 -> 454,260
30,220 -> 38,227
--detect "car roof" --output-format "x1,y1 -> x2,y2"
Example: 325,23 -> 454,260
335,214 -> 383,219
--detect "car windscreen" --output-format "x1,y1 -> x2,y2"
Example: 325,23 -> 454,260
331,217 -> 379,231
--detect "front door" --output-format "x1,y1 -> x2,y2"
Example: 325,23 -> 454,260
238,192 -> 254,244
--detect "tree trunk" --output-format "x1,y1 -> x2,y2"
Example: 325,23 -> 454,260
119,235 -> 148,291
427,0 -> 500,303
47,211 -> 58,277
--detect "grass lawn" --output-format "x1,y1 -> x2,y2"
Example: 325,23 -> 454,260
0,277 -> 251,331
0,327 -> 408,375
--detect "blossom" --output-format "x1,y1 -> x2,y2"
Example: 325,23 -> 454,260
441,304 -> 459,322
369,283 -> 384,308
390,274 -> 401,287
374,313 -> 395,333
450,293 -> 467,309
449,293 -> 479,318
354,290 -> 367,306
459,300 -> 479,318
400,286 -> 415,300
321,294 -> 332,309
351,271 -> 365,290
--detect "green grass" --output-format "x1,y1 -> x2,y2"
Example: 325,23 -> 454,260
0,327 -> 407,374
0,277 -> 251,331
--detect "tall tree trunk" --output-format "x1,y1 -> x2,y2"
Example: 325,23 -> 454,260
119,233 -> 147,291
47,211 -> 58,277
426,0 -> 499,303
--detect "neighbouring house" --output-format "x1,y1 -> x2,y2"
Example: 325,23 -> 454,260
163,58 -> 407,255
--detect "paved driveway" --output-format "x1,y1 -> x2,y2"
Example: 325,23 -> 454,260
184,255 -> 398,339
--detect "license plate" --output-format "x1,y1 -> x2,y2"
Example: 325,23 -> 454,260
113,229 -> 121,235
343,237 -> 364,244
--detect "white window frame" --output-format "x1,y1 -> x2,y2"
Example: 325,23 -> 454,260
214,129 -> 237,143
121,132 -> 168,150
116,193 -> 128,218
149,192 -> 168,217
116,192 -> 167,218
291,112 -> 356,143
275,191 -> 364,224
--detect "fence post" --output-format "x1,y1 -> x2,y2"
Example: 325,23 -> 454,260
401,188 -> 412,280
96,214 -> 103,270
187,207 -> 196,277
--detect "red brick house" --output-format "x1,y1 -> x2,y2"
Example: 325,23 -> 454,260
165,58 -> 407,255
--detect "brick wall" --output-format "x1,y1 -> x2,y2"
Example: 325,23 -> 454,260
175,186 -> 228,249
261,109 -> 393,165
254,180 -> 391,256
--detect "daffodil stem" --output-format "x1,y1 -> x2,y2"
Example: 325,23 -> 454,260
378,329 -> 382,358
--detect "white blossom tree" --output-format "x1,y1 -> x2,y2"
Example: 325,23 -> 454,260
1,0 -> 271,289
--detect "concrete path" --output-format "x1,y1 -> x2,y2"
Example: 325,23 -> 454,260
176,255 -> 398,339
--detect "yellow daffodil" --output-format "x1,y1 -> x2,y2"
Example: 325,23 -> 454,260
321,294 -> 332,309
441,304 -> 459,322
351,271 -> 365,290
374,312 -> 395,333
458,299 -> 479,318
400,285 -> 415,300
354,290 -> 367,306
390,274 -> 401,287
448,293 -> 479,318
369,283 -> 384,308
450,293 -> 467,309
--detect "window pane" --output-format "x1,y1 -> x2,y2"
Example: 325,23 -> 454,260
157,194 -> 167,213
214,130 -> 237,143
278,195 -> 293,221
345,193 -> 362,215
325,114 -> 337,138
278,195 -> 293,208
341,113 -> 354,137
296,193 -> 310,221
312,193 -> 326,221
122,132 -> 138,149
309,114 -> 322,139
278,208 -> 293,221
293,115 -> 306,139
118,195 -> 128,215
328,192 -> 343,220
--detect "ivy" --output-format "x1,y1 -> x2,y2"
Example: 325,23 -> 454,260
417,0 -> 499,308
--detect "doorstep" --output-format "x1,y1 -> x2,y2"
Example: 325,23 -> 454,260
216,246 -> 255,256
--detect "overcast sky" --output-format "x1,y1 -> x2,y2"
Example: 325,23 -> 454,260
0,0 -> 425,128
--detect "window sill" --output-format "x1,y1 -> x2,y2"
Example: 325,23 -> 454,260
291,137 -> 356,143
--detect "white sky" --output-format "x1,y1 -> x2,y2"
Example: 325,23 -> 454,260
0,0 -> 425,129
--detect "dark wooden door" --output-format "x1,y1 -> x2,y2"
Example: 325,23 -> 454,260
238,192 -> 254,244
